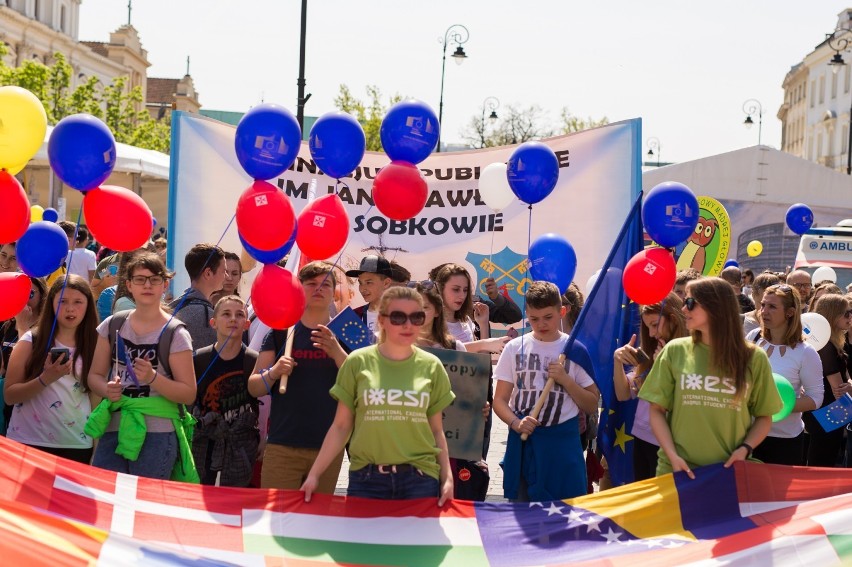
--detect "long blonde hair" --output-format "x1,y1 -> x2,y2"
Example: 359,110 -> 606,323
813,293 -> 851,358
376,287 -> 424,345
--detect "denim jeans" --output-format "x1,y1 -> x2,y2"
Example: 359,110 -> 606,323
92,431 -> 177,480
348,465 -> 439,500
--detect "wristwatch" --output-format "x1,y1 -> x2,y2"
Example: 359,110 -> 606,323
736,442 -> 754,458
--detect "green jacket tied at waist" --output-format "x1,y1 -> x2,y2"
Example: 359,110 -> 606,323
84,396 -> 200,484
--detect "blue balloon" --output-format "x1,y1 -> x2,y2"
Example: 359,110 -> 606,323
48,114 -> 116,192
507,141 -> 560,205
42,208 -> 59,223
17,221 -> 69,278
528,233 -> 577,294
235,103 -> 302,180
642,182 -> 700,248
379,100 -> 439,164
785,203 -> 814,235
309,111 -> 366,179
724,259 -> 739,268
239,222 -> 296,264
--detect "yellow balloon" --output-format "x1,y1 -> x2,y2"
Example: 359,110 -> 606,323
0,86 -> 47,169
4,161 -> 27,175
30,205 -> 44,222
747,240 -> 763,257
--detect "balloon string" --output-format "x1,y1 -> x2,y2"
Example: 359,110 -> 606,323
521,205 -> 532,362
488,226 -> 495,278
44,207 -> 84,356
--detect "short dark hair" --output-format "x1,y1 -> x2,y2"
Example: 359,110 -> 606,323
388,260 -> 411,284
184,243 -> 225,281
299,261 -> 336,288
720,266 -> 743,285
527,281 -> 562,310
675,269 -> 702,286
75,226 -> 90,243
57,220 -> 76,237
126,252 -> 172,280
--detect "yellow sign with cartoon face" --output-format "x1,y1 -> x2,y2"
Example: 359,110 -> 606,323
676,196 -> 731,276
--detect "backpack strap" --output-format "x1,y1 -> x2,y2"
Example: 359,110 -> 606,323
156,317 -> 187,378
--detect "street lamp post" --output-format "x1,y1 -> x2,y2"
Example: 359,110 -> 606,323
479,96 -> 499,148
826,27 -> 852,175
295,0 -> 311,132
646,137 -> 660,167
437,24 -> 469,153
742,99 -> 763,146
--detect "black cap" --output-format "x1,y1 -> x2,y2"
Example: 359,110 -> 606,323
345,255 -> 393,278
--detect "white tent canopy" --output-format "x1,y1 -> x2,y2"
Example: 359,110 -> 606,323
30,124 -> 170,180
643,145 -> 852,210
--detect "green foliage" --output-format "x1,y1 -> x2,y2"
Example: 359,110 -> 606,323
333,84 -> 402,152
560,108 -> 609,134
0,43 -> 170,152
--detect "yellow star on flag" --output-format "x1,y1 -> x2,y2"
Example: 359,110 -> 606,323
613,423 -> 634,453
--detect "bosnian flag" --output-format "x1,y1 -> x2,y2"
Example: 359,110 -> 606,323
0,437 -> 850,566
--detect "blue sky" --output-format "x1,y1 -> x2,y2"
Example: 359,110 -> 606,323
79,1 -> 850,163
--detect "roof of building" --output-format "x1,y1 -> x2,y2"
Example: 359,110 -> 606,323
199,109 -> 316,139
146,77 -> 179,104
80,41 -> 108,58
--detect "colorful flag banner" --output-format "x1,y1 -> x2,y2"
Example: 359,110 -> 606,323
0,437 -> 851,566
326,306 -> 371,351
812,393 -> 852,433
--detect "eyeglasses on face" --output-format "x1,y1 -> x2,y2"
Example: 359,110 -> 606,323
130,275 -> 165,286
684,297 -> 699,311
789,281 -> 812,289
844,309 -> 852,318
381,310 -> 426,326
407,280 -> 435,291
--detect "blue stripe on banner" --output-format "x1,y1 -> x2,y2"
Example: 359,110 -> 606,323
674,463 -> 756,539
474,501 -> 686,566
166,110 -> 183,277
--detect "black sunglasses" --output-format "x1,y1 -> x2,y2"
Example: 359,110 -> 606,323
407,280 -> 435,291
382,310 -> 426,326
684,297 -> 699,311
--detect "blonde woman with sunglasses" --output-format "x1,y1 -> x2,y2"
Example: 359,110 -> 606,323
746,284 -> 823,465
640,277 -> 782,479
302,286 -> 455,506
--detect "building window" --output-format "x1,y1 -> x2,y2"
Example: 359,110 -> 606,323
60,5 -> 66,32
33,0 -> 40,18
843,124 -> 849,155
832,71 -> 838,99
811,80 -> 816,107
819,75 -> 825,104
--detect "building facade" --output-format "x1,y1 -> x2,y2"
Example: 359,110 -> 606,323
779,8 -> 852,173
0,0 -> 200,114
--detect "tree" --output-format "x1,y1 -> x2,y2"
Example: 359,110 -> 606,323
463,103 -> 610,148
333,84 -> 403,152
0,43 -> 171,152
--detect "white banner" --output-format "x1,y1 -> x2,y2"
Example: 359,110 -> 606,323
168,112 -> 642,308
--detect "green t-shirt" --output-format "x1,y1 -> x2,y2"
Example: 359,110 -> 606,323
330,345 -> 455,480
638,337 -> 781,474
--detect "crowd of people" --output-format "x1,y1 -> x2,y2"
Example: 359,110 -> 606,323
0,229 -> 851,506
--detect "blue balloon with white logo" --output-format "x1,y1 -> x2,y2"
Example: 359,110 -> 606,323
48,114 -> 116,192
239,222 -> 297,264
528,233 -> 577,294
310,111 -> 366,179
235,103 -> 302,180
16,221 -> 69,278
641,182 -> 700,248
507,141 -> 560,205
785,203 -> 814,235
380,100 -> 440,164
724,259 -> 739,268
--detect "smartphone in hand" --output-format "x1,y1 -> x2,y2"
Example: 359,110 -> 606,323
49,347 -> 70,365
506,327 -> 519,339
633,348 -> 651,365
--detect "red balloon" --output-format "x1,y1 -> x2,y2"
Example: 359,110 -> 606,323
372,160 -> 428,221
296,194 -> 350,260
236,180 -> 296,251
83,185 -> 153,251
251,264 -> 305,330
0,171 -> 31,243
622,247 -> 677,305
0,272 -> 32,320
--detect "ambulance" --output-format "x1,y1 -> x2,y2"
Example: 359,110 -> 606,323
794,219 -> 852,290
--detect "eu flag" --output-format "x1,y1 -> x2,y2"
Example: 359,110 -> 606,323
812,393 -> 852,433
562,194 -> 643,486
327,307 -> 372,351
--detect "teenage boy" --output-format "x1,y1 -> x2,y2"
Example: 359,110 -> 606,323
170,243 -> 226,350
493,281 -> 599,501
345,255 -> 394,342
248,261 -> 348,492
191,296 -> 259,487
